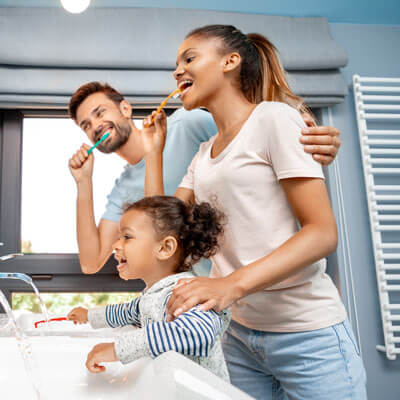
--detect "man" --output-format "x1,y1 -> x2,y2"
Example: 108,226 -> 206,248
68,82 -> 341,275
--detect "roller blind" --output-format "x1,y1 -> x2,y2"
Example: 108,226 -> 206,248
0,7 -> 348,108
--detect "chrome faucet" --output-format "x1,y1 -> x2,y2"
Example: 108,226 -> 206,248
0,247 -> 29,283
0,272 -> 32,285
0,253 -> 24,262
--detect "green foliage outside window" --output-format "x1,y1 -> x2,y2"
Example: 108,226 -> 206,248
12,292 -> 139,315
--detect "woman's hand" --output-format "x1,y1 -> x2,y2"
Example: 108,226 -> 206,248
67,307 -> 88,324
142,110 -> 167,155
86,342 -> 118,373
166,276 -> 242,321
300,113 -> 341,166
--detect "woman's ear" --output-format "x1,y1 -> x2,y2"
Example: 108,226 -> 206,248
223,52 -> 241,73
157,236 -> 179,261
119,99 -> 132,118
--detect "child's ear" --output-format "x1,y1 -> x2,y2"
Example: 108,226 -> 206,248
157,236 -> 178,261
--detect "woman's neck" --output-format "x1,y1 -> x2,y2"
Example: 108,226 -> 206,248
206,87 -> 258,139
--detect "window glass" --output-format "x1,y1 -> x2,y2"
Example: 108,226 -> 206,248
21,118 -> 142,253
12,292 -> 139,316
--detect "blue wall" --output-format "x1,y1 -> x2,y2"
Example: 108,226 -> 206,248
0,0 -> 400,25
322,23 -> 400,400
1,2 -> 400,398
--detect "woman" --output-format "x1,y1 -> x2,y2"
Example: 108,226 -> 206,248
143,25 -> 366,400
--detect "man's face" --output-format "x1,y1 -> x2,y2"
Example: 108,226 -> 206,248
75,92 -> 132,153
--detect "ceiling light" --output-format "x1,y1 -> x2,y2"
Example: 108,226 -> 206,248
60,0 -> 91,14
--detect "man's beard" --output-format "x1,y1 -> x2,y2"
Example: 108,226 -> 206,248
96,119 -> 132,154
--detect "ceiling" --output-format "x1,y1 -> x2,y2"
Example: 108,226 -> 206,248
0,0 -> 399,25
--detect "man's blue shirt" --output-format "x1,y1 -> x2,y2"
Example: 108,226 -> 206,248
102,108 -> 217,222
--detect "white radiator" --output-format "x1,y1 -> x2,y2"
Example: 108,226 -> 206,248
353,75 -> 400,360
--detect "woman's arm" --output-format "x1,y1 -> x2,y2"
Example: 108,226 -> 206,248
174,187 -> 195,203
145,151 -> 165,196
166,177 -> 337,317
229,177 -> 337,295
142,111 -> 167,196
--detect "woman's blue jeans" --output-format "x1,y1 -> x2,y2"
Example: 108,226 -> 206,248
222,319 -> 367,400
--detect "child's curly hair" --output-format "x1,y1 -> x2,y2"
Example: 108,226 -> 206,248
124,196 -> 225,272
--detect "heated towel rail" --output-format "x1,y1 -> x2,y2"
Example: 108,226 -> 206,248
353,75 -> 400,360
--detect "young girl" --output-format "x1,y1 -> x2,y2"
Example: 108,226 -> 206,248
67,195 -> 231,381
143,25 -> 367,399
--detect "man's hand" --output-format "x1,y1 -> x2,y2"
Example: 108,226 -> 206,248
68,144 -> 94,183
300,113 -> 341,166
67,307 -> 88,324
142,110 -> 167,155
86,342 -> 118,373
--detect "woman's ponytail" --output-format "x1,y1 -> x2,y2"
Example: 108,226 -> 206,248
187,25 -> 310,116
247,33 -> 309,115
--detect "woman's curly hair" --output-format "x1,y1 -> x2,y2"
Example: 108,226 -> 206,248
124,196 -> 225,272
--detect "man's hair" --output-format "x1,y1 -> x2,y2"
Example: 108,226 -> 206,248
69,82 -> 125,121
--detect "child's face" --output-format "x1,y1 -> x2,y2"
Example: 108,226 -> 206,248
113,209 -> 159,281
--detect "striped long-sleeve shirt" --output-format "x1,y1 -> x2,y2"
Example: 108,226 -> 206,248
88,272 -> 231,381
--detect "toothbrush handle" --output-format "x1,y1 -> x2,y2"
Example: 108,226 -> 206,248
34,317 -> 67,328
87,132 -> 110,155
144,89 -> 181,127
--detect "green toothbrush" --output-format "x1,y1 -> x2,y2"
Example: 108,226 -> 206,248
87,132 -> 110,155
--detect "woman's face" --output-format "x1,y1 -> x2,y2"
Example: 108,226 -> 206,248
113,209 -> 159,281
174,35 -> 228,110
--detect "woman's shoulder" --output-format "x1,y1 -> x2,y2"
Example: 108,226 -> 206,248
256,101 -> 303,121
252,101 -> 306,137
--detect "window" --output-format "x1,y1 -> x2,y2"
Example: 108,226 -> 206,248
21,118 -> 131,253
0,111 -> 145,308
12,292 -> 139,315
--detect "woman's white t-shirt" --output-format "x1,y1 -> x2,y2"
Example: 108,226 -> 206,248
179,101 -> 346,332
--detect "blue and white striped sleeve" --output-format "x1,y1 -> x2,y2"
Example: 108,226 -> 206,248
147,307 -> 223,358
87,297 -> 141,329
114,307 -> 225,364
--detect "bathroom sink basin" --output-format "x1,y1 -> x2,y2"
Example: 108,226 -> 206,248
0,314 -> 254,400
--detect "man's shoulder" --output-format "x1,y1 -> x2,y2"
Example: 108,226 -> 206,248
168,108 -> 216,138
109,162 -> 138,187
168,107 -> 213,124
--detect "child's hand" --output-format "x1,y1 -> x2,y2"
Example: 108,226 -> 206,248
67,307 -> 88,324
86,342 -> 118,373
142,110 -> 167,155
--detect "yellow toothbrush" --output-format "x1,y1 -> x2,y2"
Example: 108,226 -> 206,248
144,89 -> 181,127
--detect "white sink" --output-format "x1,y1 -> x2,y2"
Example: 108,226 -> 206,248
0,314 -> 254,400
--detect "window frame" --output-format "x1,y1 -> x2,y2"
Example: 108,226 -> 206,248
0,107 -> 178,305
1,107 -> 329,307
